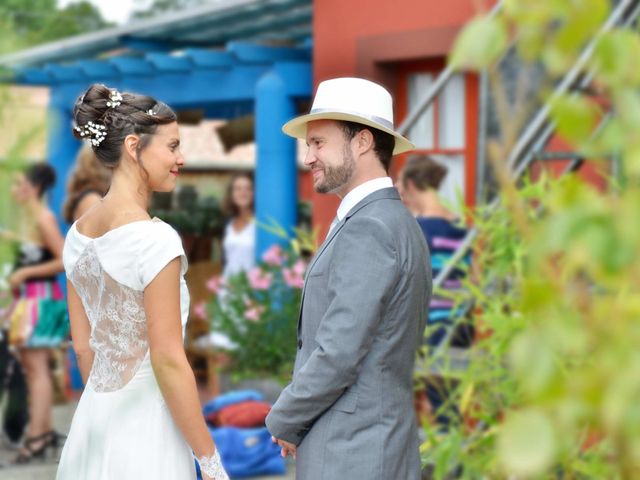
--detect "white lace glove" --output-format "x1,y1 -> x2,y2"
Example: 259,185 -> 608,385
197,449 -> 229,480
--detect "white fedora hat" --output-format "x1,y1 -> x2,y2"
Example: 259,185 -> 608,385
283,77 -> 415,155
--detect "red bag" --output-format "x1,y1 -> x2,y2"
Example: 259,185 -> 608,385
208,401 -> 271,428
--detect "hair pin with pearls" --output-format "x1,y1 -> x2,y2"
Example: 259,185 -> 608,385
74,121 -> 107,147
106,89 -> 123,108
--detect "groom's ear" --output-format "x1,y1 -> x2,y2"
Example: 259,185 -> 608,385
355,128 -> 375,156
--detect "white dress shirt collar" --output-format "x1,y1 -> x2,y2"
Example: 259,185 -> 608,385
336,177 -> 393,222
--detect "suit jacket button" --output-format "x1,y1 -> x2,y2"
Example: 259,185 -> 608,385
297,339 -> 303,349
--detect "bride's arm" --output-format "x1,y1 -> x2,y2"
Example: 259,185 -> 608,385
145,257 -> 226,480
67,280 -> 94,383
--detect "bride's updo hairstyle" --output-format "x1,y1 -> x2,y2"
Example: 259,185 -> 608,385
72,83 -> 177,169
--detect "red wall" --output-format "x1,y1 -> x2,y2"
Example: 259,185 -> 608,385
314,0 -> 488,81
309,0 -> 492,240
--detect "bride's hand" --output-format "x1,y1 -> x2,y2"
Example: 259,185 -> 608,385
197,450 -> 229,480
202,473 -> 229,480
201,472 -> 229,480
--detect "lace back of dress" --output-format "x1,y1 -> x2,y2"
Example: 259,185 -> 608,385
69,243 -> 148,392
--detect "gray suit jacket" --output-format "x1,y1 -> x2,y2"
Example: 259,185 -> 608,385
266,188 -> 431,480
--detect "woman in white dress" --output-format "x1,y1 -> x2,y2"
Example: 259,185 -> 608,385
57,84 -> 229,480
221,172 -> 255,279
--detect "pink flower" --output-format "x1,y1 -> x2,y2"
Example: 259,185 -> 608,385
262,245 -> 284,266
206,276 -> 225,294
283,261 -> 306,289
193,302 -> 208,319
292,259 -> 307,276
247,268 -> 273,290
244,305 -> 264,322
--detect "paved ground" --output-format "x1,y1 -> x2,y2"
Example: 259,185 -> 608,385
0,401 -> 296,480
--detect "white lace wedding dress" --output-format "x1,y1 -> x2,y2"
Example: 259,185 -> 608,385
57,218 -> 197,479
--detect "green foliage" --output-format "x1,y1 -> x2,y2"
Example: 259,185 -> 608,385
425,1 -> 640,478
151,192 -> 224,236
0,0 -> 111,54
449,16 -> 508,70
592,30 -> 640,89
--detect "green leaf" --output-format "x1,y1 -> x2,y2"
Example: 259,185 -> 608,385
592,30 -> 640,88
503,0 -> 570,26
614,89 -> 640,130
509,330 -> 558,397
622,144 -> 640,177
589,118 -> 625,156
516,25 -> 547,62
602,366 -> 640,433
549,94 -> 601,145
449,16 -> 508,70
553,0 -> 609,56
499,409 -> 557,476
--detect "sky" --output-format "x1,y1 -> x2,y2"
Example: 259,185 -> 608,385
57,0 -> 149,25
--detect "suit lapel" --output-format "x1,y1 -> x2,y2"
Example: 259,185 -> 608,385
305,220 -> 345,278
297,187 -> 401,332
297,219 -> 347,331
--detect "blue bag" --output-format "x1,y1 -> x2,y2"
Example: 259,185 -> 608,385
196,426 -> 286,479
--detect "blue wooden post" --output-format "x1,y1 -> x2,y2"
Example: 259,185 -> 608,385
255,69 -> 297,260
47,93 -> 80,229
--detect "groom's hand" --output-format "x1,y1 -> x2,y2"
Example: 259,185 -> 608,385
272,436 -> 297,459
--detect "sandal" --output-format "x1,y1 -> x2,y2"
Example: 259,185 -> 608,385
13,432 -> 51,464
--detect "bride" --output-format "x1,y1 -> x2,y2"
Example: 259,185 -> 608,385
57,84 -> 228,480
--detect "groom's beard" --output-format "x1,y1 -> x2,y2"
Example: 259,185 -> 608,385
316,145 -> 355,194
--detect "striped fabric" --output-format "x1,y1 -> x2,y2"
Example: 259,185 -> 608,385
416,217 -> 469,333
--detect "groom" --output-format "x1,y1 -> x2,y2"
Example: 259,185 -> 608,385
266,77 -> 431,479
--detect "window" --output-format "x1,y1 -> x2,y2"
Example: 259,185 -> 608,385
405,72 -> 467,212
408,73 -> 435,149
407,73 -> 466,150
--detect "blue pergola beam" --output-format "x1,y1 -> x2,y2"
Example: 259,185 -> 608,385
36,64 -> 268,114
10,57 -> 311,107
146,53 -> 193,72
44,63 -> 86,83
108,57 -> 156,75
183,49 -> 236,69
228,41 -> 310,63
16,67 -> 53,85
77,60 -> 120,79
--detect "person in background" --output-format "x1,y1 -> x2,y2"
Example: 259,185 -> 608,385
397,155 -> 473,429
8,163 -> 66,463
221,172 -> 255,278
62,145 -> 111,223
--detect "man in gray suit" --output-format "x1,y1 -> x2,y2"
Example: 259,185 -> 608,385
266,77 -> 431,480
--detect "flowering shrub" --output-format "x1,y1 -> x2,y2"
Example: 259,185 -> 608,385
198,244 -> 308,381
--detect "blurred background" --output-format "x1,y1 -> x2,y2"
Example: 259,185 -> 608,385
2,0 -> 640,478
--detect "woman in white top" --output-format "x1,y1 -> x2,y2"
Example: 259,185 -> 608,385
56,84 -> 228,479
221,172 -> 255,278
